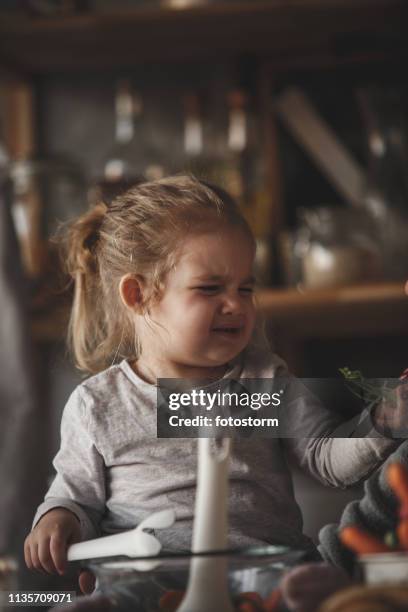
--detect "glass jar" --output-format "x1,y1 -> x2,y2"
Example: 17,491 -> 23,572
295,207 -> 383,290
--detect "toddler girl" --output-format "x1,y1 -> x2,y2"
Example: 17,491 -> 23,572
25,175 -> 399,589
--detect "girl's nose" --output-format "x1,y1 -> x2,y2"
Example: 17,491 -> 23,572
220,293 -> 243,314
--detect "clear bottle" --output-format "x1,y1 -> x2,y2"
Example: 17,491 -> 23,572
220,89 -> 266,231
103,79 -> 167,187
182,93 -> 205,176
223,90 -> 248,211
181,91 -> 228,188
222,90 -> 273,285
181,89 -> 249,204
357,87 -> 408,280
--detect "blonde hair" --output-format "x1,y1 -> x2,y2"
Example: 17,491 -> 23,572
60,175 -> 255,375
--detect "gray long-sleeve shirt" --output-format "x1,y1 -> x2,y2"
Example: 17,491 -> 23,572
33,346 -> 399,552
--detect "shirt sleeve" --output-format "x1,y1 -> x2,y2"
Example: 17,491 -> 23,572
280,376 -> 401,488
32,387 -> 106,541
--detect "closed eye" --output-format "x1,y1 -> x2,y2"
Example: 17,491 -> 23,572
195,285 -> 254,295
239,287 -> 254,294
196,285 -> 221,293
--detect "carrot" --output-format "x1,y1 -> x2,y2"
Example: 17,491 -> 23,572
263,588 -> 282,611
237,603 -> 263,612
387,463 -> 408,507
158,590 -> 185,611
400,501 -> 408,521
236,592 -> 265,611
340,526 -> 391,554
397,519 -> 408,550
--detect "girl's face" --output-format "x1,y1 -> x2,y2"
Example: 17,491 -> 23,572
138,226 -> 256,374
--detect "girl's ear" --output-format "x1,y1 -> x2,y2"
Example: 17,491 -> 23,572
119,274 -> 145,311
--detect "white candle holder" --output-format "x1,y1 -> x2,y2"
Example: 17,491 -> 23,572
178,437 -> 234,612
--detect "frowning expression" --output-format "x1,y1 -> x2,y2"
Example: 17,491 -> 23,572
140,226 -> 257,369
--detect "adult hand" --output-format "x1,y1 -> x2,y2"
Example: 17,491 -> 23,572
280,562 -> 351,612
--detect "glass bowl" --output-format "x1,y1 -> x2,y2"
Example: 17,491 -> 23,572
359,551 -> 408,585
86,546 -> 306,611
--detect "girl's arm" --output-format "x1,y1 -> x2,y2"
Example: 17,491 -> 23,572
32,387 -> 106,541
279,376 -> 400,487
290,436 -> 399,488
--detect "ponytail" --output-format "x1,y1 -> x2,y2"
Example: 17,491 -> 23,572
61,202 -> 110,374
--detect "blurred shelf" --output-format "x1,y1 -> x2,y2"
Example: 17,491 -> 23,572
31,302 -> 70,343
0,0 -> 407,74
257,281 -> 408,338
31,281 -> 408,342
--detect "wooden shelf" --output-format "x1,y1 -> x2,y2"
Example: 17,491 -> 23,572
0,0 -> 407,74
257,281 -> 408,338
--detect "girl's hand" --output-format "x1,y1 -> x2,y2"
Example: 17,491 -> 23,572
373,382 -> 408,438
78,570 -> 96,595
24,508 -> 81,576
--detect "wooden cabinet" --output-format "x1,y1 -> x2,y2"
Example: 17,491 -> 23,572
1,0 -> 408,373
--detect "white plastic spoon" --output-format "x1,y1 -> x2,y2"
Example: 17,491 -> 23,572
68,527 -> 160,562
67,508 -> 175,562
137,508 -> 175,532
